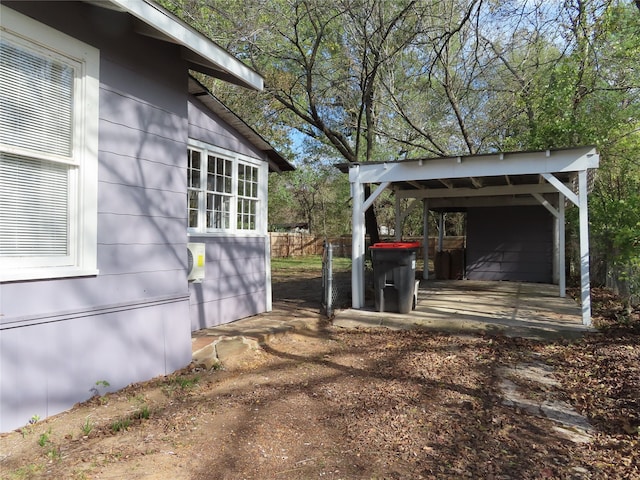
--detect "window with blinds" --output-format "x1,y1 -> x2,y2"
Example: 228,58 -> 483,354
0,154 -> 70,257
0,38 -> 75,263
0,5 -> 99,281
0,40 -> 74,157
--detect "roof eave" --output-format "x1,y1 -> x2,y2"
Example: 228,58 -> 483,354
106,0 -> 263,91
188,76 -> 294,173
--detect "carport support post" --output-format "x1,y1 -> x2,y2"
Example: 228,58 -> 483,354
395,192 -> 402,241
578,170 -> 592,326
423,198 -> 429,279
350,166 -> 366,309
559,194 -> 566,298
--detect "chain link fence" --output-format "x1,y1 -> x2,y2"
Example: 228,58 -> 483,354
321,241 -> 353,318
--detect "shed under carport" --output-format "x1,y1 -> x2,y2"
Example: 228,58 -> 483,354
346,146 -> 599,326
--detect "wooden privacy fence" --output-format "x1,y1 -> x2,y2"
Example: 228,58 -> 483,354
269,233 -> 464,258
269,232 -> 325,257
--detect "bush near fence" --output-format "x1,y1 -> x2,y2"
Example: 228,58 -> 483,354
269,233 -> 464,258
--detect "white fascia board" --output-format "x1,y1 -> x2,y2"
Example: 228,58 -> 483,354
396,182 -> 570,199
356,147 -> 599,184
109,0 -> 263,91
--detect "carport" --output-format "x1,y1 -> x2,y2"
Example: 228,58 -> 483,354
348,146 -> 599,326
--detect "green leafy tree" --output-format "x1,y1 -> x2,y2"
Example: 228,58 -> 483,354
269,163 -> 351,237
162,0 -> 639,303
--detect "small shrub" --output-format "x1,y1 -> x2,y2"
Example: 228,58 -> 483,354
165,374 -> 200,391
111,418 -> 131,433
37,430 -> 51,447
134,405 -> 151,420
46,447 -> 61,461
177,375 -> 200,389
81,417 -> 93,436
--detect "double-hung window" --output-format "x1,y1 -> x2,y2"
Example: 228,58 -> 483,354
237,163 -> 259,231
0,6 -> 99,281
187,142 -> 265,234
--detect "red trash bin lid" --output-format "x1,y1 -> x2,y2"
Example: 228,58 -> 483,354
369,241 -> 421,249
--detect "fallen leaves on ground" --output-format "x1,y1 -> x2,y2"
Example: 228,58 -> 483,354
0,288 -> 638,479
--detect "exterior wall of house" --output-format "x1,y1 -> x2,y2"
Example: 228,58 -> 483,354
188,236 -> 268,330
0,2 -> 192,432
465,206 -> 553,283
187,98 -> 270,331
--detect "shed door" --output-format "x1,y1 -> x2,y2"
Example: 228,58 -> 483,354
465,206 -> 552,283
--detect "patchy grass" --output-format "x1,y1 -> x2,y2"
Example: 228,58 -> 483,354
271,254 -> 351,272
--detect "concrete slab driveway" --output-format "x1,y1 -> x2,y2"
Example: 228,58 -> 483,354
333,280 -> 592,341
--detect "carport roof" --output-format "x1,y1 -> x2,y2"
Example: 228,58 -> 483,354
339,146 -> 598,208
346,146 -> 600,326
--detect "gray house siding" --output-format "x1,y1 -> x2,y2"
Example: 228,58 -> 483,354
465,206 -> 553,282
1,301 -> 187,433
0,3 -> 192,432
188,236 -> 268,330
186,98 -> 270,331
188,97 -> 267,159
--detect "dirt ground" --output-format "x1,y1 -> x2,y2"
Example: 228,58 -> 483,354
1,269 -> 638,479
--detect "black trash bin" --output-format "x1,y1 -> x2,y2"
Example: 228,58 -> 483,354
370,242 -> 420,314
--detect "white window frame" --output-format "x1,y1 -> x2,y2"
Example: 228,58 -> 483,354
0,5 -> 99,282
187,140 -> 267,236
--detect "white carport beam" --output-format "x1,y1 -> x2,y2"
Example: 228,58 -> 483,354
541,173 -> 579,206
363,182 -> 390,212
470,177 -> 483,188
396,198 -> 421,241
397,183 -> 568,199
531,193 -> 559,217
430,196 -> 549,208
402,199 -> 421,221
